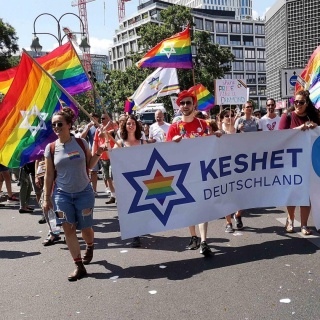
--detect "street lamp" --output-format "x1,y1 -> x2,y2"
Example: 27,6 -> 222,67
30,12 -> 90,53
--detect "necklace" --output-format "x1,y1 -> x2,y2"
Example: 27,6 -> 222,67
59,136 -> 72,148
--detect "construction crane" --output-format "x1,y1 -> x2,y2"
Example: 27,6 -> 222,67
118,0 -> 131,22
71,0 -> 95,72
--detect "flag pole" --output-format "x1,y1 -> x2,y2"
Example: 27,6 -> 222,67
22,49 -> 121,148
68,40 -> 109,116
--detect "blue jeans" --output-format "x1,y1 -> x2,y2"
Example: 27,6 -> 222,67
53,183 -> 94,230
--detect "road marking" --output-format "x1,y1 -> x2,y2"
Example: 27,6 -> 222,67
277,217 -> 320,248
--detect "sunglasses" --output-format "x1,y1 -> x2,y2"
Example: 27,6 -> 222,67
267,104 -> 275,107
101,117 -> 106,120
294,100 -> 306,105
51,122 -> 64,128
224,115 -> 235,118
180,101 -> 192,106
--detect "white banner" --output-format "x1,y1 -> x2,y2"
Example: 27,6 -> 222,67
214,79 -> 248,105
110,128 -> 320,239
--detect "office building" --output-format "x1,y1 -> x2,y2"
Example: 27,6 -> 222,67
109,0 -> 266,107
266,0 -> 320,101
165,0 -> 252,20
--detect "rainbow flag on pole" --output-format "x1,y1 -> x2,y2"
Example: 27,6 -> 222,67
0,42 -> 92,95
188,84 -> 215,111
0,51 -> 78,168
136,25 -> 193,69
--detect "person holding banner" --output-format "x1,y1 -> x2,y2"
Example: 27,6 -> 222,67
43,107 -> 107,281
113,114 -> 147,248
279,90 -> 320,235
259,99 -> 281,131
166,90 -> 223,256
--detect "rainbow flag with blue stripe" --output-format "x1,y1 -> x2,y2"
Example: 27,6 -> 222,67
188,84 -> 215,111
0,52 -> 78,168
0,42 -> 92,95
136,25 -> 193,69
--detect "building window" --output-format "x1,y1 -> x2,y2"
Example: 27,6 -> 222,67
242,24 -> 253,34
234,73 -> 244,79
257,62 -> 266,71
246,74 -> 256,84
245,49 -> 255,59
195,18 -> 204,30
233,61 -> 244,71
232,48 -> 243,58
216,35 -> 228,45
257,50 -> 265,59
230,35 -> 241,45
258,74 -> 266,84
230,23 -> 241,33
249,86 -> 257,95
258,86 -> 266,95
216,22 -> 228,32
255,24 -> 265,35
255,37 -> 265,47
224,73 -> 232,79
243,36 -> 254,46
245,61 -> 256,71
205,20 -> 214,32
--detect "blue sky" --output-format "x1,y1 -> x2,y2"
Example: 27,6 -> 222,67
1,0 -> 276,55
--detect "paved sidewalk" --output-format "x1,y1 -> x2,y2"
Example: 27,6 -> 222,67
1,180 -> 320,320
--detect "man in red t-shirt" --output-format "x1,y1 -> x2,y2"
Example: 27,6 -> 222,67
92,113 -> 116,204
167,90 -> 222,256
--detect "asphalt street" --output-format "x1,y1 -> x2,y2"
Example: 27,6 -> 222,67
1,180 -> 320,320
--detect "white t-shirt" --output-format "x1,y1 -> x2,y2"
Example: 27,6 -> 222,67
149,122 -> 170,142
258,115 -> 281,131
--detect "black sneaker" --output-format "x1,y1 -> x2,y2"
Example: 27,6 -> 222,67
225,223 -> 234,233
131,236 -> 141,248
38,216 -> 47,224
105,197 -> 116,204
186,236 -> 200,250
199,241 -> 212,256
233,214 -> 243,229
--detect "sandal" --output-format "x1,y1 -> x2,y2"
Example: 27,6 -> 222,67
301,226 -> 312,236
285,218 -> 294,233
42,234 -> 61,246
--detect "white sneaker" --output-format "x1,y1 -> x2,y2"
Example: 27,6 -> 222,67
105,188 -> 111,195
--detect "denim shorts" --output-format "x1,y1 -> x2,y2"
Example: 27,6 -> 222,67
53,183 -> 95,230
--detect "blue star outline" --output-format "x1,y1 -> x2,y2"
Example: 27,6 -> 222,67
123,148 -> 195,226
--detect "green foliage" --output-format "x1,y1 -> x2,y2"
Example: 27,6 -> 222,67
0,18 -> 19,71
97,5 -> 234,115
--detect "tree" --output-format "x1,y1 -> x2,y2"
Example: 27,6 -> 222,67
97,5 -> 234,115
0,18 -> 19,71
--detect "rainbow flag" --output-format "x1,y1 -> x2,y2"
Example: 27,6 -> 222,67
0,52 -> 78,168
124,99 -> 135,114
188,84 -> 215,111
295,45 -> 320,93
136,25 -> 193,69
0,42 -> 92,95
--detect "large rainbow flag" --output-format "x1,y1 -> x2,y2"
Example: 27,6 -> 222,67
0,42 -> 92,95
0,52 -> 78,168
188,84 -> 215,111
136,25 -> 193,69
295,45 -> 320,108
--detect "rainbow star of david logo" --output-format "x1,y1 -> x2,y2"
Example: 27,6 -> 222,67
123,149 -> 195,226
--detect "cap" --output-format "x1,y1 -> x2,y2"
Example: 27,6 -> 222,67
176,90 -> 197,106
253,109 -> 261,114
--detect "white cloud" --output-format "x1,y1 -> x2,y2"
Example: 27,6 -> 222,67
252,9 -> 259,19
88,37 -> 113,55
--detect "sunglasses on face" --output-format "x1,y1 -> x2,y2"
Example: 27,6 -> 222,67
294,100 -> 306,105
51,122 -> 64,128
224,115 -> 235,118
267,104 -> 275,107
101,117 -> 106,120
180,101 -> 192,106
